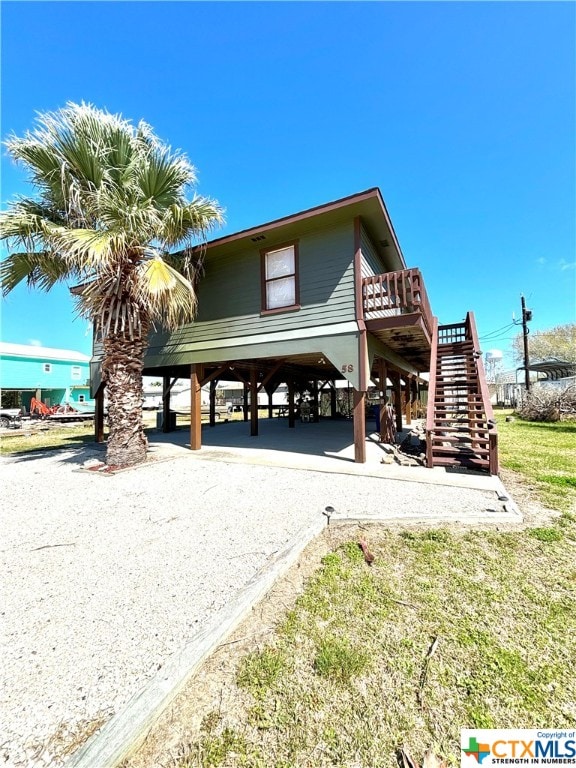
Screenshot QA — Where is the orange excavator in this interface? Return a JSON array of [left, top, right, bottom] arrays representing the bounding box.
[[30, 397, 57, 417]]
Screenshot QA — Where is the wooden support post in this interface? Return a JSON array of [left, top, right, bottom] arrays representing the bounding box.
[[312, 380, 319, 422], [265, 385, 274, 419], [243, 383, 249, 422], [190, 364, 202, 450], [411, 377, 418, 419], [209, 380, 217, 427], [377, 358, 388, 443], [392, 372, 403, 433], [330, 383, 337, 418], [95, 385, 105, 443], [162, 376, 171, 433], [288, 382, 295, 429], [250, 367, 259, 437], [405, 374, 412, 426], [353, 389, 366, 463]]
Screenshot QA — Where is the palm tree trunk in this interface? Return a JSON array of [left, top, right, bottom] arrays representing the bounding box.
[[102, 328, 148, 467]]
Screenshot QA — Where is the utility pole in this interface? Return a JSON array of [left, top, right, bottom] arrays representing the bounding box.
[[521, 294, 532, 392]]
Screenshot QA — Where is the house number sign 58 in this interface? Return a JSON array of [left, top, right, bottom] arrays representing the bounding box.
[[341, 364, 354, 373]]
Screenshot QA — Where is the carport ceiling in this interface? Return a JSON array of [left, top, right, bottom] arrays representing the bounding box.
[[144, 354, 346, 386]]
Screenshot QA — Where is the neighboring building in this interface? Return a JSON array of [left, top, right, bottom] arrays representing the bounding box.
[[91, 188, 497, 472], [495, 360, 576, 406], [0, 342, 94, 411]]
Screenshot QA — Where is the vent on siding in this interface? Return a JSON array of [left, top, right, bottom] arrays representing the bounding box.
[[251, 235, 266, 242]]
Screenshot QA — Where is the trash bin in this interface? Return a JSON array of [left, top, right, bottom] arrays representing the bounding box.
[[374, 405, 380, 432], [156, 411, 177, 430]]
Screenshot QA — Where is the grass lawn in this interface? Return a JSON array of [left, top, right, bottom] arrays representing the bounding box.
[[0, 422, 99, 456], [494, 411, 576, 511], [160, 522, 576, 768], [0, 409, 253, 456]]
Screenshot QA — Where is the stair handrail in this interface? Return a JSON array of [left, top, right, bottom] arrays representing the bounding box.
[[466, 311, 499, 473], [425, 315, 439, 468]]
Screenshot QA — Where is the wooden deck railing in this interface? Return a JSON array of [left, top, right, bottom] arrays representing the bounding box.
[[425, 315, 439, 469], [362, 268, 433, 337], [465, 311, 499, 474]]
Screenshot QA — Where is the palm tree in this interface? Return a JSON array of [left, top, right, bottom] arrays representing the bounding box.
[[0, 102, 223, 466]]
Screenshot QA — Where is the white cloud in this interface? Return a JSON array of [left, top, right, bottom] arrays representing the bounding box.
[[28, 338, 42, 346], [559, 260, 576, 271], [536, 257, 546, 265]]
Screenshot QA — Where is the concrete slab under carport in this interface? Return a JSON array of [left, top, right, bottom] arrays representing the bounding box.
[[147, 415, 517, 500]]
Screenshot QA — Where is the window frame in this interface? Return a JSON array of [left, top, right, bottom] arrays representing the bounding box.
[[71, 365, 82, 380], [260, 240, 300, 315]]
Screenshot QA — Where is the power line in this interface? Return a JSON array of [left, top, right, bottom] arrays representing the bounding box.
[[479, 322, 518, 340]]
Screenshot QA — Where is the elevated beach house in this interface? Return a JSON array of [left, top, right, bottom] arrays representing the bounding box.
[[92, 188, 498, 473]]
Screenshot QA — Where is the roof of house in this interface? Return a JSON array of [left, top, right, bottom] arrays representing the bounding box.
[[184, 188, 407, 271], [0, 342, 90, 363]]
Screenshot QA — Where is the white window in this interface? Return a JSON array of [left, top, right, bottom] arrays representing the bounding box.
[[43, 363, 52, 373], [262, 244, 299, 312], [71, 366, 82, 380]]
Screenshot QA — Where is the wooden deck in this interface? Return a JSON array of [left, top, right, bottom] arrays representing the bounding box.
[[362, 268, 433, 370]]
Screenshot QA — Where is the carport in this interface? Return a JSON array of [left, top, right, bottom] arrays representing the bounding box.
[[94, 351, 426, 464]]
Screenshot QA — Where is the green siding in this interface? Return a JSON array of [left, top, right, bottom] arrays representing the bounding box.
[[146, 221, 355, 361], [360, 224, 387, 277]]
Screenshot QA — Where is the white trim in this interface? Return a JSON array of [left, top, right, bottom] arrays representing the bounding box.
[[0, 342, 90, 363]]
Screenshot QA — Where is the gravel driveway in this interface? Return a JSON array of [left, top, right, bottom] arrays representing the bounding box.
[[1, 444, 512, 767]]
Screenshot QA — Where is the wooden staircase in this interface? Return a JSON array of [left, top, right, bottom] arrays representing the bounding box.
[[426, 313, 498, 474]]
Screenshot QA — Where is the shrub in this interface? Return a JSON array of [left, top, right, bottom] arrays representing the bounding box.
[[517, 386, 576, 422]]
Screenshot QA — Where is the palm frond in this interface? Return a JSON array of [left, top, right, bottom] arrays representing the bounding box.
[[0, 251, 75, 294], [0, 205, 66, 250], [158, 197, 224, 248], [52, 228, 130, 269], [136, 148, 196, 207], [135, 256, 197, 329]]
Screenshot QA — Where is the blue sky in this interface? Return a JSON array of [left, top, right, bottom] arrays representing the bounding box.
[[1, 1, 575, 368]]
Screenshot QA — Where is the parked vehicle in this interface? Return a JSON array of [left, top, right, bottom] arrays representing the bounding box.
[[0, 408, 22, 429]]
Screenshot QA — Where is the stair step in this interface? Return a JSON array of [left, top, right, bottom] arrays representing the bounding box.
[[430, 436, 489, 446], [434, 389, 482, 394], [433, 423, 490, 430], [434, 400, 484, 416], [437, 371, 474, 376], [436, 380, 477, 385], [437, 344, 474, 352], [433, 403, 484, 408], [432, 445, 490, 457], [433, 404, 485, 410], [431, 456, 490, 469], [430, 426, 491, 434], [437, 370, 472, 375]]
